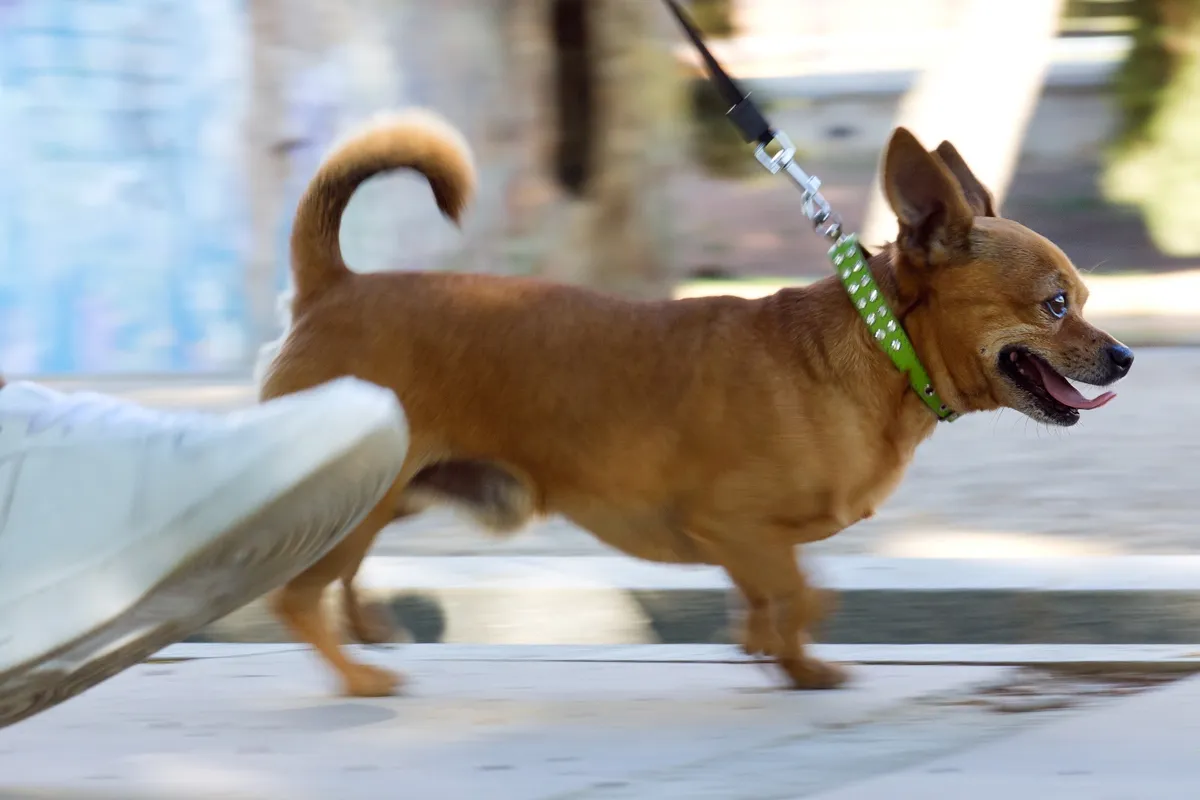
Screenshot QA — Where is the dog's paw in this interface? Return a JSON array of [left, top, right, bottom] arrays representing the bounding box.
[[778, 656, 849, 691], [342, 663, 405, 697]]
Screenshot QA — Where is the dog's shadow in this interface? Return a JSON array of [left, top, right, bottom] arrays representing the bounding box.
[[263, 701, 397, 732]]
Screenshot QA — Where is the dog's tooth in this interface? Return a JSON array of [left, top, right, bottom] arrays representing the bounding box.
[[1010, 352, 1019, 362]]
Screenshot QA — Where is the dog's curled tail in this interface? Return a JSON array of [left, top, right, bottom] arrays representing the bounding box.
[[290, 108, 476, 303]]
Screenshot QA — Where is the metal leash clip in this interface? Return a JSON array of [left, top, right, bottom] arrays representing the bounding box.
[[662, 0, 843, 242], [753, 131, 843, 241], [662, 0, 958, 423]]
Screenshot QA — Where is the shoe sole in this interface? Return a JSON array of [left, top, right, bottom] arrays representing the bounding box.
[[0, 425, 403, 729]]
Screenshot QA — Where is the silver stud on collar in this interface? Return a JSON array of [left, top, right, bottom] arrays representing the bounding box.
[[890, 339, 901, 351]]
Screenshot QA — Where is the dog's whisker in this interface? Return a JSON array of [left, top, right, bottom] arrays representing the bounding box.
[[991, 408, 1008, 436]]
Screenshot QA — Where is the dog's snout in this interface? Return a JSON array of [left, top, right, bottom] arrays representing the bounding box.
[[1106, 343, 1135, 378]]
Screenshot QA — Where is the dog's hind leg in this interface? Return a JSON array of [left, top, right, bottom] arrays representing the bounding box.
[[340, 508, 418, 645], [339, 461, 535, 646], [340, 546, 398, 645], [271, 484, 407, 697]]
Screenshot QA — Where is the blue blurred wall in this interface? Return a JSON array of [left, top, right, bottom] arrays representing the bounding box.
[[0, 0, 250, 374]]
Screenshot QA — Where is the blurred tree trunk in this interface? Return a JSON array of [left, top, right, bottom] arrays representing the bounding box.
[[244, 0, 290, 364], [859, 0, 1065, 249], [502, 0, 686, 299], [244, 0, 349, 362], [247, 0, 685, 327], [1103, 0, 1200, 256], [496, 0, 559, 269]]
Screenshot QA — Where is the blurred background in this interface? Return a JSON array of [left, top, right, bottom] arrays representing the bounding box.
[[7, 5, 1200, 787], [3, 0, 1199, 375], [1, 0, 1199, 563]]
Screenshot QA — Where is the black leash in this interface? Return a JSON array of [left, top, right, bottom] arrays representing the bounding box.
[[661, 1, 958, 421], [661, 0, 772, 146], [662, 0, 842, 241]]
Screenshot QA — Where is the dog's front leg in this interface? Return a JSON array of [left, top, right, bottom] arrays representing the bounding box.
[[708, 537, 847, 690], [724, 571, 776, 657]]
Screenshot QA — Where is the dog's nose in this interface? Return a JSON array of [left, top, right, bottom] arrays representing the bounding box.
[[1107, 343, 1135, 377]]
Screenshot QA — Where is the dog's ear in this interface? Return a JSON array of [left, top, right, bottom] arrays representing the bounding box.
[[933, 141, 997, 218], [883, 127, 974, 268]]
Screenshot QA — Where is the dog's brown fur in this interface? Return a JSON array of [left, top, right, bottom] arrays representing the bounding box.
[[260, 109, 1132, 697]]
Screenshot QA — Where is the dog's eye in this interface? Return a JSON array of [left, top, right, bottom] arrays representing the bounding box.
[[1045, 293, 1067, 319]]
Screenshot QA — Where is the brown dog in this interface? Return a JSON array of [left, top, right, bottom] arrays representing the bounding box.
[[259, 109, 1133, 697]]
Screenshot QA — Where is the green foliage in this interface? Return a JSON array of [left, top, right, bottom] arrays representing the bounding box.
[[1109, 0, 1174, 149], [1104, 0, 1200, 255], [1060, 0, 1138, 35], [688, 78, 757, 178], [687, 0, 735, 37], [676, 1, 783, 179]]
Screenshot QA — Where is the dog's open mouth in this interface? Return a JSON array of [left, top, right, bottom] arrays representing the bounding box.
[[998, 347, 1115, 423]]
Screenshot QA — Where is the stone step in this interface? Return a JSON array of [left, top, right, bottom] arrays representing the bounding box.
[[194, 555, 1200, 646]]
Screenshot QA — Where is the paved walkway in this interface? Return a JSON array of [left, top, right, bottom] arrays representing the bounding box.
[[37, 347, 1200, 557], [1, 644, 1195, 799]]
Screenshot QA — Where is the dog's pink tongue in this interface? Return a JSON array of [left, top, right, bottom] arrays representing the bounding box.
[[1031, 359, 1116, 410]]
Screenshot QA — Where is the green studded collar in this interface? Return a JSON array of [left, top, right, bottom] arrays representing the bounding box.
[[829, 235, 958, 422]]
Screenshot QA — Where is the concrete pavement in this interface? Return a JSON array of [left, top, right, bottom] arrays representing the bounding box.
[[0, 644, 1196, 799], [808, 660, 1200, 799]]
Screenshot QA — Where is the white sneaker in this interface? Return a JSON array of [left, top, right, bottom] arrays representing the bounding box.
[[0, 377, 407, 728]]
